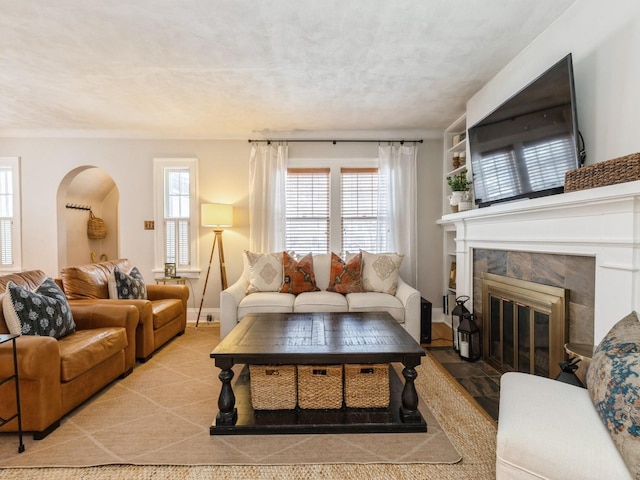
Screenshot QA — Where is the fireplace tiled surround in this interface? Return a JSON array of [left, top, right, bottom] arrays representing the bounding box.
[[473, 249, 595, 347], [439, 180, 640, 354]]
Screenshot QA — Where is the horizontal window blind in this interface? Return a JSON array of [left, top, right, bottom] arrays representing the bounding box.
[[475, 148, 519, 203], [0, 168, 13, 266], [341, 168, 380, 253], [286, 168, 330, 255], [523, 136, 575, 190], [165, 168, 191, 266]]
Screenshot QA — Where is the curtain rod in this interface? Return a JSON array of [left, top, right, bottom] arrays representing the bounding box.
[[247, 139, 423, 145]]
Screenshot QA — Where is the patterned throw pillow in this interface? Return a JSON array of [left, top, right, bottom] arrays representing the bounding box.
[[245, 251, 284, 294], [280, 252, 320, 295], [361, 250, 404, 295], [586, 311, 640, 477], [108, 266, 147, 299], [327, 252, 364, 294], [3, 278, 76, 339]]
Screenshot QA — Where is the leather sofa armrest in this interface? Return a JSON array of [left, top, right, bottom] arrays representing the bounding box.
[[146, 284, 189, 303], [0, 335, 60, 379], [395, 278, 421, 343], [220, 276, 249, 340], [70, 303, 139, 371]]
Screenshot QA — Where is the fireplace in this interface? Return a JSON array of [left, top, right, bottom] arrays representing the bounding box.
[[481, 273, 568, 378], [438, 180, 640, 353]]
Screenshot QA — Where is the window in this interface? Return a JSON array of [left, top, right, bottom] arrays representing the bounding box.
[[153, 158, 198, 276], [341, 168, 384, 253], [285, 160, 383, 255], [0, 157, 20, 271], [285, 168, 330, 254]]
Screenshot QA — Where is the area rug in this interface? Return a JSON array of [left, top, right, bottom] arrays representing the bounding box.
[[0, 324, 497, 479]]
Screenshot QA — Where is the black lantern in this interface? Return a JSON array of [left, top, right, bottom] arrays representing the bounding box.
[[451, 295, 470, 352], [458, 312, 481, 362]]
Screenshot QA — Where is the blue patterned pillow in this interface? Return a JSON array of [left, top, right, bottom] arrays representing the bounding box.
[[108, 266, 147, 299], [3, 278, 76, 339], [587, 311, 640, 477]]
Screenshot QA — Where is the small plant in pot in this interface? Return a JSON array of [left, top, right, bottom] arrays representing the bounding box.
[[447, 169, 472, 212]]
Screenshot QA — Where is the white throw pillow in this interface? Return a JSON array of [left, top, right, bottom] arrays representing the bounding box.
[[361, 250, 404, 295], [244, 251, 284, 294]]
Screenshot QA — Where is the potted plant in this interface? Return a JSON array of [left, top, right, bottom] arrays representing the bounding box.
[[447, 169, 472, 212]]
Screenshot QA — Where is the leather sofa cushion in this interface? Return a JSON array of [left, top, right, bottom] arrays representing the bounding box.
[[61, 259, 131, 300], [294, 291, 348, 312], [238, 292, 295, 319], [0, 270, 49, 333], [58, 327, 127, 382], [152, 298, 184, 329], [346, 292, 405, 323]]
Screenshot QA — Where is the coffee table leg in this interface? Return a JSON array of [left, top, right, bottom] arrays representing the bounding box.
[[400, 365, 422, 422], [216, 367, 237, 426]]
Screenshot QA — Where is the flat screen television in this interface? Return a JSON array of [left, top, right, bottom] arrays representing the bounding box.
[[468, 53, 583, 208]]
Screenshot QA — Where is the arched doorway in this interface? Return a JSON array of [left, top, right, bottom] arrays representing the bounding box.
[[57, 167, 119, 268]]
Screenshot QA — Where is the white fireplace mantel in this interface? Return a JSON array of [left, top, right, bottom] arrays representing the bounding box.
[[439, 180, 640, 343]]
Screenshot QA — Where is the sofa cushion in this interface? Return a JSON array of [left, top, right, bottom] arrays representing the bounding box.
[[58, 327, 127, 382], [312, 253, 331, 291], [361, 251, 404, 295], [497, 372, 631, 480], [346, 292, 404, 323], [238, 292, 295, 318], [327, 252, 364, 294], [3, 278, 76, 339], [280, 252, 320, 294], [61, 259, 131, 300], [244, 251, 283, 294], [293, 291, 349, 313], [108, 266, 147, 300], [587, 311, 640, 477], [152, 298, 184, 329]]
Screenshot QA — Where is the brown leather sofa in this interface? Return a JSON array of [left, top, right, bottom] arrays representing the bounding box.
[[0, 270, 139, 439], [59, 259, 189, 361]]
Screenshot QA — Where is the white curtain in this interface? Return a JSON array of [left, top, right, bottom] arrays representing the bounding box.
[[377, 144, 418, 287], [249, 144, 287, 253]]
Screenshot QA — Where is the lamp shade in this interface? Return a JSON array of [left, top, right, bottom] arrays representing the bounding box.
[[201, 203, 233, 228]]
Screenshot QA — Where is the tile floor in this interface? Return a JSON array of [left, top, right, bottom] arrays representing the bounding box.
[[424, 323, 502, 422]]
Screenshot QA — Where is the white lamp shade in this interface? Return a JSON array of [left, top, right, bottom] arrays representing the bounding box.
[[201, 203, 233, 227]]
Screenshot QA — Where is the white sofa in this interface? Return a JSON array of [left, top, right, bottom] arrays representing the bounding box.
[[219, 252, 421, 341], [497, 372, 631, 480], [497, 310, 640, 479]]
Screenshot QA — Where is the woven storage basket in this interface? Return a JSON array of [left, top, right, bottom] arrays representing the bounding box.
[[565, 152, 640, 192], [344, 363, 390, 408], [87, 210, 107, 239], [249, 365, 297, 410], [297, 364, 343, 409]]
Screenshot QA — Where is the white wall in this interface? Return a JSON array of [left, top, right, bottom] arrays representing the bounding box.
[[467, 0, 640, 164], [0, 137, 443, 315]]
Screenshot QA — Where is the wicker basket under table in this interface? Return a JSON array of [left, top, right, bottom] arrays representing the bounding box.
[[249, 365, 297, 410], [564, 152, 640, 192], [297, 364, 343, 409], [344, 363, 390, 408]]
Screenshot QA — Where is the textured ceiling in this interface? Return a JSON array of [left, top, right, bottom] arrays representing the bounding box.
[[0, 0, 577, 139]]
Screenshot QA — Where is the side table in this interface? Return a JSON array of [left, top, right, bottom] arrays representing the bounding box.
[[0, 333, 25, 453], [155, 276, 186, 285]]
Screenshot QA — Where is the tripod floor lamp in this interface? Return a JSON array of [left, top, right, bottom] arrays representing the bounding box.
[[196, 203, 233, 327]]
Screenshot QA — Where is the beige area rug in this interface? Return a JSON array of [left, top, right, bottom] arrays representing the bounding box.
[[0, 324, 497, 479]]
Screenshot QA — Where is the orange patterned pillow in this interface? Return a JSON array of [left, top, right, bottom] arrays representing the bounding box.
[[280, 252, 320, 294], [327, 252, 364, 294]]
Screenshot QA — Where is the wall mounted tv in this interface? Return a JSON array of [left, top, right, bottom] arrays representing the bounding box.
[[468, 53, 583, 208]]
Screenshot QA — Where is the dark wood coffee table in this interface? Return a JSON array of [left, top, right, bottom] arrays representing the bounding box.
[[210, 311, 426, 435]]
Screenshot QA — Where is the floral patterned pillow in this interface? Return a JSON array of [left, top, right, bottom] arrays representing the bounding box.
[[3, 278, 76, 339], [586, 311, 640, 477], [280, 252, 320, 295], [327, 252, 364, 294]]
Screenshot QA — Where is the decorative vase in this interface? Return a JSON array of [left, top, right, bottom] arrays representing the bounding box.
[[448, 191, 464, 206]]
